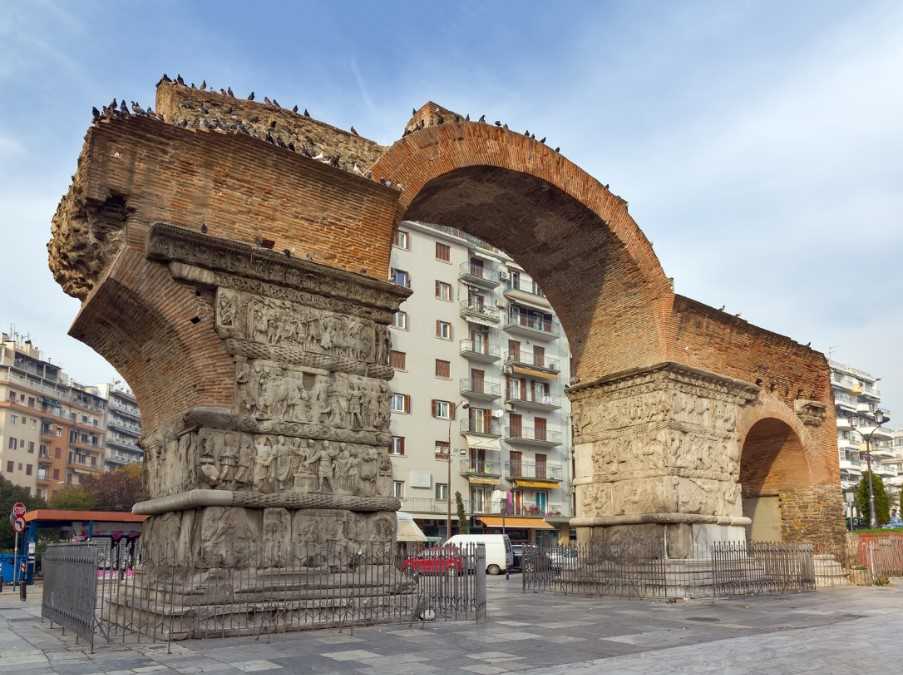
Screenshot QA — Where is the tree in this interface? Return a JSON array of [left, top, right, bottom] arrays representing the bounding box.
[[854, 471, 890, 527], [455, 491, 470, 534], [0, 475, 46, 550], [80, 463, 146, 512], [49, 486, 96, 511]]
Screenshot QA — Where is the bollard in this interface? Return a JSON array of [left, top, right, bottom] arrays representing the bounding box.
[[19, 563, 27, 601]]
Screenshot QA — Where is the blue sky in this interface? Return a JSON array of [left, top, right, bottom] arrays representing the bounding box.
[[1, 1, 901, 413]]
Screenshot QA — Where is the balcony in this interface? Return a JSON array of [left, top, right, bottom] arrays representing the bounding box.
[[107, 436, 142, 454], [472, 501, 570, 519], [504, 425, 562, 447], [459, 340, 501, 363], [459, 458, 502, 480], [401, 496, 468, 515], [108, 417, 141, 435], [506, 393, 561, 412], [506, 460, 562, 483], [459, 299, 500, 324], [504, 312, 559, 341], [106, 451, 141, 466], [459, 261, 500, 289], [460, 417, 502, 438], [503, 281, 552, 310], [460, 378, 501, 401], [505, 351, 560, 375]]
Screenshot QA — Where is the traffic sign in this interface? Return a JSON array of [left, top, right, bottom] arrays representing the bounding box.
[[12, 502, 26, 518], [12, 517, 25, 533]]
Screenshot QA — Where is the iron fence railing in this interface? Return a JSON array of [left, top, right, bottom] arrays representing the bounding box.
[[42, 540, 486, 650], [522, 541, 819, 600]]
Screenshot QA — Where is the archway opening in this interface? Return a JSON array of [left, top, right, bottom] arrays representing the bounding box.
[[740, 418, 810, 542]]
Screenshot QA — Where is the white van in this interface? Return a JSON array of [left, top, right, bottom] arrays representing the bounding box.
[[446, 534, 513, 575]]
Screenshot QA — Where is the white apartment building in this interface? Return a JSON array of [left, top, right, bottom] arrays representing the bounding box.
[[389, 221, 573, 544], [830, 361, 899, 517], [88, 382, 143, 470]]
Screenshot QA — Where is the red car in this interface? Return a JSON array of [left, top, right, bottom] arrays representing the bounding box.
[[400, 547, 464, 575]]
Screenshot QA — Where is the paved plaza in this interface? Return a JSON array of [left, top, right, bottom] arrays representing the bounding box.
[[1, 576, 901, 674]]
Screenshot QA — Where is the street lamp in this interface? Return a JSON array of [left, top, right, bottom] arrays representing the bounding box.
[[854, 408, 890, 528], [447, 401, 469, 542], [492, 476, 513, 580]]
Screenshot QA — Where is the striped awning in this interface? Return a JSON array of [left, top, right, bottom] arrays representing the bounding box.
[[478, 516, 554, 530], [467, 477, 499, 486], [513, 479, 560, 489], [510, 364, 557, 381]]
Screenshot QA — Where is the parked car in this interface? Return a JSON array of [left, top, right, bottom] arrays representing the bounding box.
[[517, 545, 555, 572], [400, 547, 464, 576], [446, 534, 513, 575]]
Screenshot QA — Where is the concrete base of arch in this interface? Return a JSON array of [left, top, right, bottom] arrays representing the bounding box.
[[569, 362, 761, 558]]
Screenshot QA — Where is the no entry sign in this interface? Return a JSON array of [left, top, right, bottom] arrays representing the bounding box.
[[12, 517, 25, 533], [12, 502, 26, 518]]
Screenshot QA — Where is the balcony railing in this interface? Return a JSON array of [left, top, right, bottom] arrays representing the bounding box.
[[506, 393, 561, 410], [460, 417, 502, 437], [504, 312, 559, 339], [459, 300, 500, 323], [459, 458, 502, 478], [460, 378, 501, 399], [401, 496, 469, 514], [505, 460, 563, 481], [459, 261, 500, 288], [459, 339, 501, 362], [472, 502, 570, 518], [504, 426, 562, 446]]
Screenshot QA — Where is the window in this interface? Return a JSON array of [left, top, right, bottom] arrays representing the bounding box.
[[431, 399, 455, 419], [435, 441, 450, 459], [27, 397, 34, 408], [435, 320, 452, 340], [533, 346, 545, 368], [435, 280, 453, 301], [27, 441, 34, 453], [53, 469, 59, 480], [7, 390, 14, 402], [390, 268, 411, 288], [7, 438, 16, 450], [435, 483, 449, 501], [394, 229, 410, 250], [390, 351, 407, 370], [510, 270, 521, 290], [393, 310, 408, 330], [390, 436, 405, 456], [435, 242, 451, 262], [90, 456, 97, 467], [435, 359, 451, 378], [9, 414, 15, 425], [5, 461, 12, 473], [393, 481, 405, 499], [25, 464, 32, 476], [391, 393, 411, 414]]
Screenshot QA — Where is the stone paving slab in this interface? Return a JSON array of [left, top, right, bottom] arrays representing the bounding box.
[[2, 579, 903, 673]]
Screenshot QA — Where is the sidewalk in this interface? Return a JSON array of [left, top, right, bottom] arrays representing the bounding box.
[[1, 577, 901, 674]]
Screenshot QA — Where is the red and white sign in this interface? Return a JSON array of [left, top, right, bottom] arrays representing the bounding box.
[[12, 502, 26, 518], [12, 517, 25, 533]]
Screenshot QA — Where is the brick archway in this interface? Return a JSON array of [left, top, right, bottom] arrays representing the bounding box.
[[371, 123, 674, 382]]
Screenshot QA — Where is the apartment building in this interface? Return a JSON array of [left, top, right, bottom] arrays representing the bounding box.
[[0, 332, 106, 499], [88, 383, 143, 470], [830, 361, 899, 515], [388, 221, 573, 544]]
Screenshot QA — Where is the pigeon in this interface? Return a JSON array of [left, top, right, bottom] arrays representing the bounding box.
[[160, 73, 171, 83], [248, 91, 255, 101], [91, 106, 100, 120], [176, 74, 184, 85], [412, 108, 417, 115], [292, 105, 298, 113], [495, 121, 501, 127], [350, 126, 359, 136], [227, 87, 234, 97], [525, 129, 529, 136], [264, 96, 272, 105], [539, 137, 546, 144], [190, 82, 196, 89], [503, 123, 508, 130], [718, 305, 725, 311], [200, 223, 208, 233], [303, 108, 310, 118], [465, 113, 470, 121], [478, 114, 485, 122], [200, 80, 206, 90], [554, 147, 560, 153], [131, 102, 142, 114], [119, 100, 128, 114], [273, 98, 280, 108]]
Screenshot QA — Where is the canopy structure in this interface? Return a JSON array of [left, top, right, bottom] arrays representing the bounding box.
[[396, 511, 427, 542], [478, 516, 554, 530], [510, 364, 557, 381], [512, 479, 560, 489], [464, 435, 501, 451]]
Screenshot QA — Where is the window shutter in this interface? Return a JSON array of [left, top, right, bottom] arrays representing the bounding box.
[[435, 320, 440, 337], [450, 402, 456, 419], [399, 437, 405, 454], [431, 399, 438, 417], [404, 395, 411, 414]]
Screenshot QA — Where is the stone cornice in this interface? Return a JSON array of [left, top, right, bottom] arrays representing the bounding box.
[[147, 222, 411, 312], [568, 361, 760, 400]]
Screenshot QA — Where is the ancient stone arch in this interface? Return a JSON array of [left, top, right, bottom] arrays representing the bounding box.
[[47, 83, 845, 576]]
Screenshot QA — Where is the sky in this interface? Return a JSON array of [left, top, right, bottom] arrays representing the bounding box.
[[0, 1, 901, 413]]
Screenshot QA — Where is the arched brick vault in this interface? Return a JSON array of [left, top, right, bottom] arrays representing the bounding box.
[[371, 123, 675, 382]]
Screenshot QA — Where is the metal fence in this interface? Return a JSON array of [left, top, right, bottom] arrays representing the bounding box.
[[815, 535, 903, 586], [523, 540, 817, 600], [42, 541, 486, 651]]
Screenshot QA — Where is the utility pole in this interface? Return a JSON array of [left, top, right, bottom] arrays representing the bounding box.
[[858, 409, 889, 529]]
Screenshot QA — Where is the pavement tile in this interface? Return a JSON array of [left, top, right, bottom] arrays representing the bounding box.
[[321, 650, 381, 662], [233, 661, 284, 672], [460, 665, 508, 675]]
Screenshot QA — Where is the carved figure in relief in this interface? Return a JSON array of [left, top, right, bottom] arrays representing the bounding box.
[[235, 433, 254, 487], [375, 325, 390, 365], [313, 377, 332, 425], [357, 446, 378, 495], [292, 439, 318, 489], [252, 303, 269, 344], [286, 380, 309, 422], [255, 365, 272, 417], [306, 440, 337, 492], [274, 436, 296, 490], [327, 378, 347, 427], [198, 434, 220, 486], [235, 360, 256, 415], [254, 436, 276, 491], [320, 316, 336, 352], [348, 384, 364, 429], [218, 292, 236, 327], [218, 432, 240, 488]]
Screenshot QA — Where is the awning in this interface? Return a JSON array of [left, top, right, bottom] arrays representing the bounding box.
[[396, 512, 427, 542], [467, 477, 499, 486], [478, 516, 554, 530], [510, 365, 557, 381], [465, 435, 501, 451], [513, 479, 560, 489]]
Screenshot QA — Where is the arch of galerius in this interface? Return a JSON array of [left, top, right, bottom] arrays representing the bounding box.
[[48, 80, 845, 591]]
